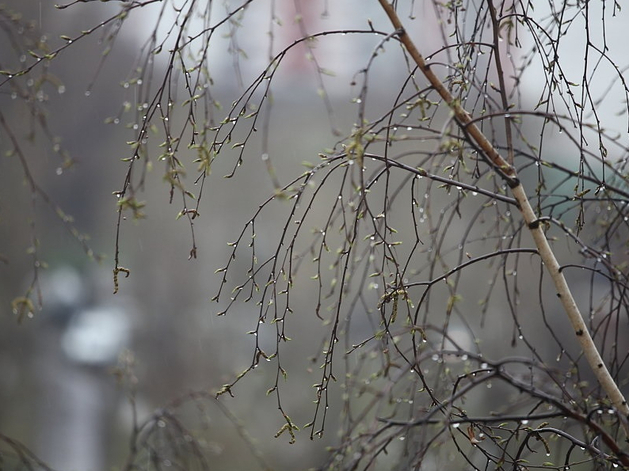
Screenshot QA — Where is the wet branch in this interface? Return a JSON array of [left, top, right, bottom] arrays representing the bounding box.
[[377, 0, 629, 444]]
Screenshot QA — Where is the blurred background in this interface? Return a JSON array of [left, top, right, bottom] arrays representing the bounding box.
[[1, 1, 628, 470], [0, 2, 398, 469]]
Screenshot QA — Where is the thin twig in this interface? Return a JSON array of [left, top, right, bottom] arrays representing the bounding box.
[[377, 0, 629, 443]]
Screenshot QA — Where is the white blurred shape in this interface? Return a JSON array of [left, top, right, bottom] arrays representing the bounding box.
[[48, 266, 84, 306], [61, 306, 131, 365]]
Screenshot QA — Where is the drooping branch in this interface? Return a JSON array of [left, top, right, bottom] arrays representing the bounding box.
[[377, 0, 629, 442]]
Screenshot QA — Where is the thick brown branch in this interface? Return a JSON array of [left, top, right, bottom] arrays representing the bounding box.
[[377, 0, 629, 442], [377, 0, 517, 184]]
